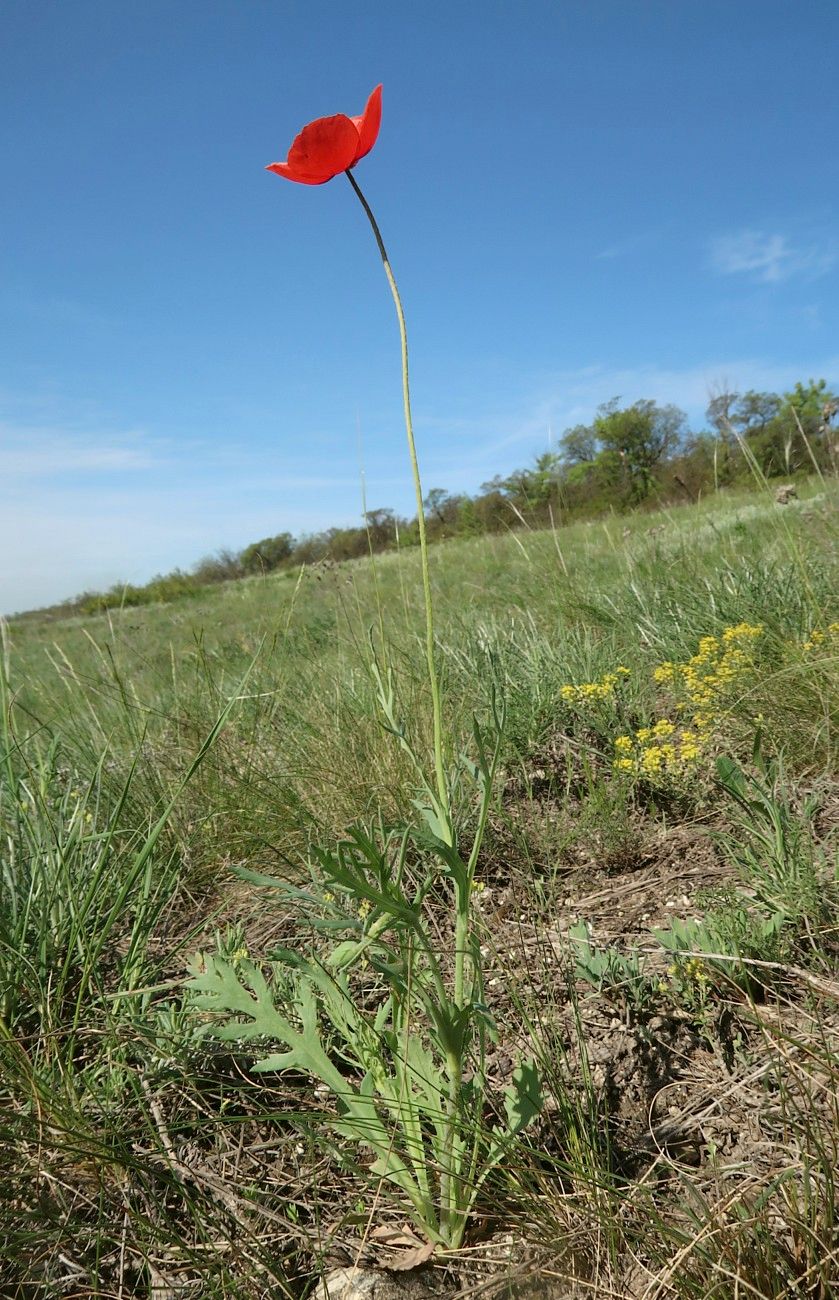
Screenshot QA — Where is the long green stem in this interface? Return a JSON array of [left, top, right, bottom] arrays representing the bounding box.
[[345, 170, 449, 832], [346, 170, 472, 1245]]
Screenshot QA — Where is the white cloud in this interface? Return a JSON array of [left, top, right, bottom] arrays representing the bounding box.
[[710, 229, 836, 284], [0, 427, 160, 479]]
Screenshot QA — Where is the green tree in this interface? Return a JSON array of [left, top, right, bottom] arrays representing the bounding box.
[[706, 390, 739, 443], [456, 496, 482, 536], [529, 451, 562, 506], [784, 379, 837, 435], [240, 532, 295, 574], [363, 508, 396, 549], [593, 398, 687, 503], [744, 380, 838, 476], [559, 423, 597, 465], [733, 390, 781, 434], [423, 487, 451, 524]]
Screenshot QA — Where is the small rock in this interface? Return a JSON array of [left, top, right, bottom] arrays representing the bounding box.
[[775, 483, 797, 505], [317, 1267, 439, 1300]]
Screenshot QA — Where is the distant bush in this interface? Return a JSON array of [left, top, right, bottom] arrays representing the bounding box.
[[239, 532, 294, 574], [192, 549, 244, 584], [76, 570, 201, 614]]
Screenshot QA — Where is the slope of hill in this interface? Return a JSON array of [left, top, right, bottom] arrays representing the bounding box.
[[2, 482, 838, 1296]]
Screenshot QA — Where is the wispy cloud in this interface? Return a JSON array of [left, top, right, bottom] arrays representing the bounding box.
[[419, 355, 839, 485], [710, 229, 836, 284], [0, 428, 160, 479], [0, 472, 399, 615], [530, 358, 839, 426], [0, 413, 405, 614]]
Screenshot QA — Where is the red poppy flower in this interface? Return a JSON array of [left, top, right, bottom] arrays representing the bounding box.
[[266, 85, 382, 186]]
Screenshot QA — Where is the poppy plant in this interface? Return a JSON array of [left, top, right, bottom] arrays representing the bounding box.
[[217, 87, 541, 1252], [266, 84, 382, 185]]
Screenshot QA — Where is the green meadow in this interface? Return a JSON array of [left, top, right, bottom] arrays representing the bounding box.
[[3, 481, 839, 1297]]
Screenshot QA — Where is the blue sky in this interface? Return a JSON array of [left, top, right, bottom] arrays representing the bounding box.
[[2, 0, 838, 613]]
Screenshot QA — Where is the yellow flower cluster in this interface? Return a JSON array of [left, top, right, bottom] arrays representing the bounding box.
[[802, 622, 839, 652], [613, 720, 703, 777], [653, 622, 763, 731], [560, 666, 630, 705], [666, 958, 709, 991], [613, 623, 764, 781], [682, 957, 710, 986]]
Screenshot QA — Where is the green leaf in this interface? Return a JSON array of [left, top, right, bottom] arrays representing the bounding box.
[[186, 953, 347, 1091], [412, 798, 454, 851], [474, 1060, 543, 1197], [502, 1060, 543, 1137], [653, 915, 716, 954]]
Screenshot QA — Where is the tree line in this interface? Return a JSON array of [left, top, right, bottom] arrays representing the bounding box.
[[36, 377, 839, 618]]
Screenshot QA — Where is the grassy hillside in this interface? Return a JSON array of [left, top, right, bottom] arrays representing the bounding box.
[[3, 482, 839, 1297]]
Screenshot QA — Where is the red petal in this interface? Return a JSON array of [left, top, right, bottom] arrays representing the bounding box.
[[349, 84, 382, 164], [265, 161, 331, 185], [283, 113, 360, 183]]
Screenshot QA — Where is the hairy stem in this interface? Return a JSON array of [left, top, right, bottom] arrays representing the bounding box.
[[345, 169, 449, 834]]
